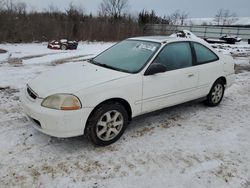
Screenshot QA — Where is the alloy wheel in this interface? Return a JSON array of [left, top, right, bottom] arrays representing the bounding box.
[[211, 83, 223, 104], [96, 110, 124, 141]]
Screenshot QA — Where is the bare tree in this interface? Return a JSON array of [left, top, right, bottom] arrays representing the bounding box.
[[222, 9, 230, 25], [214, 9, 238, 25], [222, 9, 238, 25], [168, 10, 180, 25], [0, 0, 5, 11], [0, 0, 26, 13], [5, 0, 15, 12], [15, 1, 26, 14], [168, 10, 188, 25], [0, 0, 141, 42], [214, 9, 223, 25], [44, 4, 60, 13], [180, 11, 188, 25], [98, 0, 129, 18]]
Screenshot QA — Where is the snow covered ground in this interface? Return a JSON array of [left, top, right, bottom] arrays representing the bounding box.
[[0, 42, 114, 89], [0, 42, 250, 188]]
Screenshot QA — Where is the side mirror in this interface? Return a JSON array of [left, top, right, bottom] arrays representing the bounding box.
[[144, 63, 167, 76]]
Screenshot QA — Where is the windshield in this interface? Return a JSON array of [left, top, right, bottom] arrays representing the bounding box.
[[92, 40, 161, 73]]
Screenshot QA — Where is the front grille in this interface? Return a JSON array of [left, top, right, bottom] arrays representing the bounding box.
[[27, 86, 37, 100]]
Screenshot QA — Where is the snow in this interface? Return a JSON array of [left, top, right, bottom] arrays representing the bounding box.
[[0, 42, 114, 88], [170, 30, 206, 43], [0, 42, 113, 65], [0, 41, 250, 188]]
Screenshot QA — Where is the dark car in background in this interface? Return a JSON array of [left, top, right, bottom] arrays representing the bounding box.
[[47, 39, 78, 50], [219, 35, 242, 44], [204, 35, 242, 44]]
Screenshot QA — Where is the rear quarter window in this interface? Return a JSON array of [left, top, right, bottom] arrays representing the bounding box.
[[192, 42, 219, 65]]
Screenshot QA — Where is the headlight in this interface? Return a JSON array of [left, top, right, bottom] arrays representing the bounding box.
[[41, 94, 82, 110]]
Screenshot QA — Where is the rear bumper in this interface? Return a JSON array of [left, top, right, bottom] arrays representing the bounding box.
[[21, 89, 93, 138]]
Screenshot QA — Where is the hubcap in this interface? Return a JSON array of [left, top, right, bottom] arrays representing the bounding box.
[[211, 84, 223, 104], [96, 110, 124, 141]]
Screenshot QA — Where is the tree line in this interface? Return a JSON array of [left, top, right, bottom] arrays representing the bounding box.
[[0, 0, 238, 43], [0, 0, 140, 42]]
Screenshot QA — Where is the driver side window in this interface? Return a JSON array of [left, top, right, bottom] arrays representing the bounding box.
[[154, 42, 193, 71]]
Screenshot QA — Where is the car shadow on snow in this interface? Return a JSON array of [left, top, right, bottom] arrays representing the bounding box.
[[126, 99, 206, 138]]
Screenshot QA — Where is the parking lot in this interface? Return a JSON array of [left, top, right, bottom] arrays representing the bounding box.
[[0, 42, 250, 188]]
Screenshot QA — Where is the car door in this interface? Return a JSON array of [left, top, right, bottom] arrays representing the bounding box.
[[142, 41, 199, 113], [191, 42, 222, 97]]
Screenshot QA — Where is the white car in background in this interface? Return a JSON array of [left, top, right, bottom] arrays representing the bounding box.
[[21, 35, 235, 146]]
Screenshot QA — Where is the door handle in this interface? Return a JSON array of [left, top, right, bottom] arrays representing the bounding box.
[[187, 74, 194, 78]]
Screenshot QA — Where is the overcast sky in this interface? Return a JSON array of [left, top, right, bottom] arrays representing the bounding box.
[[21, 0, 250, 18]]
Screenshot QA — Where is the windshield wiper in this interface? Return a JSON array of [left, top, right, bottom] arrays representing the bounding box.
[[88, 59, 122, 71], [87, 58, 130, 73], [97, 63, 121, 71], [87, 58, 95, 64]]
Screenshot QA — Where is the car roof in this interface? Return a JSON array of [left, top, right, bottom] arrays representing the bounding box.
[[129, 35, 212, 48], [128, 35, 218, 56], [128, 36, 175, 43], [130, 35, 196, 43], [129, 30, 213, 44]]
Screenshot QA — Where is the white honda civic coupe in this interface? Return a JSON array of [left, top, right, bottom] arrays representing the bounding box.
[[21, 36, 235, 146]]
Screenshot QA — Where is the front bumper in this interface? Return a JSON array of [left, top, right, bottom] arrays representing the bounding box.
[[21, 89, 93, 138], [47, 44, 61, 50]]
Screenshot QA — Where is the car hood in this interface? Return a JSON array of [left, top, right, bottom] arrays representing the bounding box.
[[28, 61, 130, 98]]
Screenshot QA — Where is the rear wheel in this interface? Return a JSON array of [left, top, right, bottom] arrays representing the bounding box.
[[205, 79, 225, 106], [86, 102, 128, 146]]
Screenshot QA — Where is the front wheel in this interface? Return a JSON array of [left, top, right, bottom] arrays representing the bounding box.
[[86, 102, 128, 146], [61, 45, 67, 50], [205, 79, 225, 107]]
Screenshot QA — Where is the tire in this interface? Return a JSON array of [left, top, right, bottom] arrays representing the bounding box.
[[61, 45, 67, 50], [86, 102, 128, 146], [205, 79, 225, 107]]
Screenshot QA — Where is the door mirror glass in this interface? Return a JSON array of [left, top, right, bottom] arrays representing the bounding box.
[[144, 63, 167, 76]]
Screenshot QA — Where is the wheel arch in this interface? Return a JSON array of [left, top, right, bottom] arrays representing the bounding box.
[[84, 98, 132, 134], [216, 76, 227, 86], [205, 76, 226, 107], [208, 76, 227, 94]]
